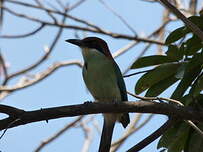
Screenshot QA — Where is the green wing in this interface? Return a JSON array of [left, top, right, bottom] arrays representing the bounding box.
[[113, 61, 128, 101], [113, 61, 130, 127]]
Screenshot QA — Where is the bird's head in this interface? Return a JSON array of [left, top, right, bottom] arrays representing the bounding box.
[[65, 37, 113, 60]]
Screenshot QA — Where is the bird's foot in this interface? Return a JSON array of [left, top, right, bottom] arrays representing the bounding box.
[[112, 100, 119, 107], [157, 97, 164, 103], [84, 101, 93, 105]]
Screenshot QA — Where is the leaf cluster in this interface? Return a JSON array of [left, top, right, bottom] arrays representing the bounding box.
[[130, 15, 203, 152]]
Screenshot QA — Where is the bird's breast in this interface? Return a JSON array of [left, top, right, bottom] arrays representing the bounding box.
[[82, 55, 121, 102]]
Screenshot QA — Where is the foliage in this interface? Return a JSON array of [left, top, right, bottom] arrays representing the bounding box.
[[131, 15, 203, 152]]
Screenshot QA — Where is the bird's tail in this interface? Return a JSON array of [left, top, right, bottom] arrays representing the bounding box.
[[99, 116, 115, 152], [119, 113, 130, 128]]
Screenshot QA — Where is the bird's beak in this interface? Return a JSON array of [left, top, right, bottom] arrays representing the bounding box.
[[65, 39, 84, 47]]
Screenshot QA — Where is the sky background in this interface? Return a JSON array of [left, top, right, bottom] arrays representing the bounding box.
[[0, 0, 194, 152]]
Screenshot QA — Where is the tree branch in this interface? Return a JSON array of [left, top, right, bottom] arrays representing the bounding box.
[[127, 118, 175, 152], [110, 114, 153, 152], [0, 23, 45, 38], [2, 6, 165, 45], [0, 60, 83, 92], [34, 116, 83, 152], [159, 0, 203, 41], [0, 101, 202, 131]]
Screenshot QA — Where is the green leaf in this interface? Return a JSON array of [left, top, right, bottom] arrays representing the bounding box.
[[130, 55, 176, 69], [181, 93, 203, 106], [186, 53, 203, 71], [196, 94, 203, 106], [165, 16, 203, 45], [171, 66, 201, 100], [146, 75, 179, 97], [175, 62, 187, 79], [184, 35, 202, 55], [171, 54, 203, 100], [166, 45, 184, 61], [187, 123, 203, 152], [158, 122, 190, 152], [167, 123, 190, 152], [165, 27, 189, 45], [135, 63, 182, 94], [158, 123, 180, 149], [181, 94, 194, 106], [189, 74, 203, 97], [188, 16, 203, 29]]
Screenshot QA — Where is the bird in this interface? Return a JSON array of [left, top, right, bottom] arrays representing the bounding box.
[[66, 37, 130, 152]]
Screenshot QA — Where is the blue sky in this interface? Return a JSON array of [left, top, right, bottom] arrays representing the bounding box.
[[0, 0, 181, 152]]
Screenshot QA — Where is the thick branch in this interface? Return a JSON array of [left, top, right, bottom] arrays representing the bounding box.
[[0, 101, 202, 130]]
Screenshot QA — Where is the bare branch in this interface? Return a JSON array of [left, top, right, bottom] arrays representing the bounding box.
[[2, 6, 165, 45], [0, 60, 83, 92], [110, 114, 153, 152], [0, 0, 4, 28], [0, 51, 8, 84], [35, 116, 83, 152], [189, 0, 198, 15], [124, 69, 153, 78], [0, 23, 45, 38], [0, 101, 202, 130], [80, 119, 94, 152], [99, 0, 137, 35], [123, 43, 152, 75], [113, 41, 138, 58], [34, 0, 58, 24], [3, 7, 68, 84], [69, 0, 87, 11], [5, 0, 100, 31]]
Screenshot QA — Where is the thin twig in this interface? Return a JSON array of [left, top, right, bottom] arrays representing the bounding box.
[[99, 0, 137, 35], [0, 60, 83, 92], [123, 69, 153, 78], [80, 120, 94, 152], [0, 118, 21, 139], [35, 116, 83, 152], [35, 0, 58, 24], [123, 43, 152, 75], [189, 0, 197, 15], [69, 0, 87, 11], [0, 51, 8, 84], [122, 17, 172, 75], [0, 0, 4, 28], [110, 114, 153, 152], [55, 0, 65, 10], [0, 23, 45, 38], [2, 6, 165, 45], [4, 0, 102, 31], [113, 41, 137, 58], [2, 7, 69, 84]]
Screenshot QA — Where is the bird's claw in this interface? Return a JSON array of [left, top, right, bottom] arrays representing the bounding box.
[[84, 101, 92, 104]]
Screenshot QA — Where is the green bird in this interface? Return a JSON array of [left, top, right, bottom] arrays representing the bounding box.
[[66, 37, 130, 152]]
